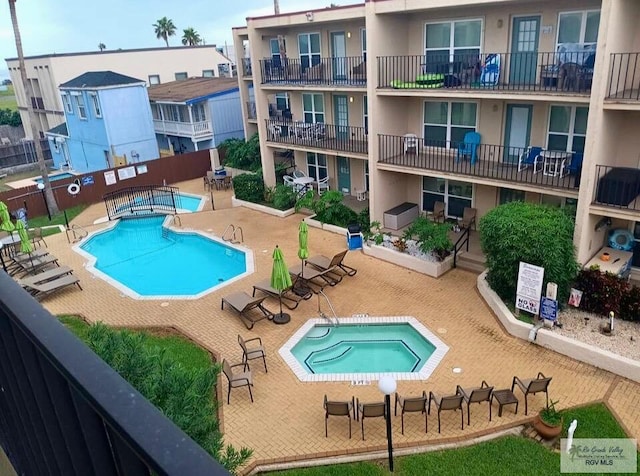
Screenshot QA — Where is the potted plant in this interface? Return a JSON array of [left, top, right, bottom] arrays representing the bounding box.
[[533, 399, 563, 439]]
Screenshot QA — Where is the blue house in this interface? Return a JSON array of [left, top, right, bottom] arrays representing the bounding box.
[[46, 71, 159, 173], [147, 77, 245, 154]]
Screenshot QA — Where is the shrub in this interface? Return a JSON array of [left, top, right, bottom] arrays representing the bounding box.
[[232, 173, 264, 203], [402, 216, 453, 260], [218, 133, 261, 171], [0, 108, 21, 127], [356, 207, 370, 233], [573, 268, 640, 321], [479, 202, 579, 305], [620, 285, 640, 321], [271, 184, 297, 210], [295, 190, 357, 227]]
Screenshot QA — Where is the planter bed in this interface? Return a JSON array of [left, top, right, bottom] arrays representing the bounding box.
[[231, 196, 295, 218], [363, 243, 453, 278]]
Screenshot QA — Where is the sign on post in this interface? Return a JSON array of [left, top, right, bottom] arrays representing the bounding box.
[[540, 297, 558, 321], [516, 262, 545, 315]]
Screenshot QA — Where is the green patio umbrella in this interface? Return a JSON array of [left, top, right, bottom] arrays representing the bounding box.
[[15, 220, 32, 255], [295, 221, 311, 296], [270, 245, 292, 324], [0, 201, 15, 232]]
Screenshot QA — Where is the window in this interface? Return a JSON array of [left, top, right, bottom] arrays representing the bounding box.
[[73, 93, 87, 119], [306, 152, 327, 181], [275, 93, 289, 111], [174, 72, 188, 81], [425, 19, 482, 73], [217, 64, 230, 77], [499, 188, 525, 204], [547, 105, 588, 153], [89, 92, 101, 118], [557, 10, 600, 48], [192, 103, 206, 122], [165, 104, 186, 122], [423, 101, 477, 147], [151, 104, 161, 120], [148, 75, 160, 85], [363, 95, 368, 134], [202, 70, 215, 77], [61, 94, 72, 114], [298, 33, 321, 69], [361, 29, 367, 61], [302, 93, 324, 123], [270, 38, 283, 67], [422, 177, 473, 218]]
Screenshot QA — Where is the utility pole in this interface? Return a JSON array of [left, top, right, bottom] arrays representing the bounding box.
[[274, 0, 280, 14]]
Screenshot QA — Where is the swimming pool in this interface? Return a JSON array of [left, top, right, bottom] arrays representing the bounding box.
[[116, 192, 204, 213], [33, 172, 75, 184], [76, 215, 253, 299], [280, 317, 449, 382]]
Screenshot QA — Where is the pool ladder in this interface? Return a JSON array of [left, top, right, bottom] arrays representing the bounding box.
[[318, 290, 339, 326], [66, 224, 88, 244], [222, 224, 244, 244]]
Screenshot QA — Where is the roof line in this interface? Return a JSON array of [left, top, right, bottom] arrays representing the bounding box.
[[246, 3, 365, 21], [186, 87, 239, 105]]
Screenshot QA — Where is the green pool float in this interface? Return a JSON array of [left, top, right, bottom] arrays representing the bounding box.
[[390, 73, 445, 89]]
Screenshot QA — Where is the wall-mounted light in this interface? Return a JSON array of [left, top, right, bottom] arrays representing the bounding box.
[[347, 32, 351, 39], [594, 216, 612, 232], [305, 12, 314, 21], [349, 96, 354, 103], [497, 19, 504, 28]]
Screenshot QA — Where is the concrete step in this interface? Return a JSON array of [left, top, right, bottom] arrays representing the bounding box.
[[455, 252, 486, 274]]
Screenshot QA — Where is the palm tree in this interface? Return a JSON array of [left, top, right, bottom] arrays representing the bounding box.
[[8, 0, 59, 215], [98, 42, 106, 51], [181, 28, 201, 46], [153, 17, 176, 47]]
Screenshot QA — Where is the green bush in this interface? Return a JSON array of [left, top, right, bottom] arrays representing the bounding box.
[[402, 216, 453, 260], [272, 184, 297, 210], [232, 173, 265, 203], [295, 190, 357, 227], [479, 202, 579, 305], [0, 108, 20, 126], [573, 268, 640, 321], [219, 133, 261, 171], [84, 323, 251, 473]]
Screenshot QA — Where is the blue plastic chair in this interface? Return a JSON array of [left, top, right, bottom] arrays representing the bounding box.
[[456, 132, 482, 164], [566, 152, 583, 175], [517, 146, 544, 173]]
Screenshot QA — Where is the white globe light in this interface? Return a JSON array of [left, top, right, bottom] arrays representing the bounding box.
[[37, 183, 45, 190], [378, 375, 397, 395]]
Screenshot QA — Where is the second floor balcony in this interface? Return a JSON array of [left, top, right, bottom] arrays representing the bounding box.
[[265, 119, 367, 156], [260, 56, 366, 87], [241, 58, 253, 77], [378, 134, 581, 191], [593, 165, 640, 211], [153, 119, 212, 139], [607, 53, 640, 102], [377, 49, 595, 95]]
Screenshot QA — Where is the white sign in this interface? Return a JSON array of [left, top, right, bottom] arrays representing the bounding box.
[[104, 170, 117, 186], [136, 164, 148, 174], [117, 166, 136, 180], [516, 262, 545, 315]]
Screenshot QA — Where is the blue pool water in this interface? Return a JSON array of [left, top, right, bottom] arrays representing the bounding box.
[[34, 172, 75, 184], [119, 193, 203, 213], [291, 324, 436, 374], [174, 194, 203, 212], [80, 216, 246, 297]]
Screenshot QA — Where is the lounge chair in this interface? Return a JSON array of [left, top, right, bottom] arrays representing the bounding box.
[[17, 266, 73, 286], [252, 278, 311, 310], [10, 254, 59, 277], [394, 391, 428, 434], [428, 391, 464, 433], [238, 334, 267, 373], [305, 249, 357, 278], [456, 381, 494, 425], [355, 399, 386, 440], [22, 274, 82, 300], [288, 264, 339, 293], [222, 359, 253, 404], [221, 292, 274, 330], [511, 372, 552, 415], [324, 395, 354, 438]]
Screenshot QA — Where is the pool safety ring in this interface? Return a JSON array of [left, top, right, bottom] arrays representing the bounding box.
[[67, 183, 80, 195], [608, 229, 634, 251]]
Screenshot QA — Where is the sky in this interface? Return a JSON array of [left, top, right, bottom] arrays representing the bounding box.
[[0, 0, 360, 80]]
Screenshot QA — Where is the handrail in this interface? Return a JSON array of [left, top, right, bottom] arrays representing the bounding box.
[[232, 226, 244, 243], [317, 289, 339, 326], [172, 215, 182, 227], [66, 223, 88, 244], [222, 224, 243, 243], [453, 226, 471, 268]]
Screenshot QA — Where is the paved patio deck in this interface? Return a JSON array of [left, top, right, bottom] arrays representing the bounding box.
[[37, 178, 639, 473]]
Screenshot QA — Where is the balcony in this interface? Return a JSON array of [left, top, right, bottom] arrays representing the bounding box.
[[30, 96, 45, 110], [242, 58, 252, 77], [259, 56, 366, 87], [607, 53, 640, 101], [153, 119, 212, 139], [0, 273, 229, 476], [377, 50, 595, 95], [378, 134, 580, 191], [246, 101, 257, 120], [265, 119, 367, 156], [593, 165, 640, 210]]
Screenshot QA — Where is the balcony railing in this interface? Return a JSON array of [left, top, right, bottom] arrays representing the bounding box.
[[378, 134, 581, 191], [246, 101, 257, 120], [265, 119, 367, 155], [0, 273, 229, 476], [153, 119, 212, 138], [593, 165, 640, 210], [242, 58, 252, 77], [260, 56, 366, 86], [607, 53, 640, 101], [377, 51, 595, 94]]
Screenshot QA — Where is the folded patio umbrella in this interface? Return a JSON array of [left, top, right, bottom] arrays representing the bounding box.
[[16, 220, 32, 255], [295, 221, 311, 296], [271, 245, 292, 322], [0, 201, 15, 232]]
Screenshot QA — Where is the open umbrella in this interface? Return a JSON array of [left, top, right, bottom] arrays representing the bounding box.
[[270, 245, 292, 324], [0, 201, 15, 232]]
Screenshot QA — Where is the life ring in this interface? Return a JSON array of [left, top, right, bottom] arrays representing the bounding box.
[[608, 229, 634, 251], [67, 183, 80, 195]]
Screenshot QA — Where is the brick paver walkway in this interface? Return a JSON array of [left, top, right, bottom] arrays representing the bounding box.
[[38, 178, 640, 473]]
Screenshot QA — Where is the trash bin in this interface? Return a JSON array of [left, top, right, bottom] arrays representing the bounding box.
[[346, 223, 363, 251]]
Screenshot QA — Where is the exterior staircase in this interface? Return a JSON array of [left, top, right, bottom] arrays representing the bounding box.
[[455, 250, 486, 274]]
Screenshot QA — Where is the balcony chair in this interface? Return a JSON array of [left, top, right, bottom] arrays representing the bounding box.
[[456, 131, 481, 165], [403, 133, 418, 156], [292, 170, 306, 179], [29, 227, 47, 248], [517, 146, 544, 173], [460, 207, 477, 231], [431, 201, 445, 223], [566, 152, 583, 176]]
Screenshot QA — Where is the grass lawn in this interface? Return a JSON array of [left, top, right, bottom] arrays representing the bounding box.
[[265, 404, 638, 476], [27, 204, 88, 237], [0, 85, 17, 111]]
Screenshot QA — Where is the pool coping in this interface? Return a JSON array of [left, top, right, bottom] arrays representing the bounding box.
[[278, 316, 449, 382], [73, 214, 255, 300]]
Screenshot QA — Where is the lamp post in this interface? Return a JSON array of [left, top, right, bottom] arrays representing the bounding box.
[[37, 183, 51, 220], [0, 242, 6, 273], [378, 375, 397, 472]]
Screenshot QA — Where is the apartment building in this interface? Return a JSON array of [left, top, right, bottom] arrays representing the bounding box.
[[235, 0, 640, 276], [5, 45, 234, 140]]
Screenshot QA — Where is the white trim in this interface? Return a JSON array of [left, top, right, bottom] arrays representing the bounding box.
[[423, 99, 478, 147], [556, 9, 600, 48], [424, 18, 483, 62], [89, 92, 102, 118], [298, 32, 321, 66], [60, 82, 146, 92], [74, 93, 87, 120], [302, 92, 325, 123], [421, 176, 474, 219], [546, 104, 588, 152], [360, 28, 367, 60], [278, 316, 450, 382]]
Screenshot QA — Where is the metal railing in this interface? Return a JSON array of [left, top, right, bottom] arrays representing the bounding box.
[[607, 53, 640, 100], [103, 185, 181, 220], [259, 56, 366, 86], [241, 58, 253, 77], [265, 119, 368, 155], [246, 101, 257, 120], [377, 51, 595, 93], [378, 134, 581, 191], [0, 272, 229, 476], [453, 226, 470, 268], [153, 119, 212, 138], [593, 165, 640, 210]]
